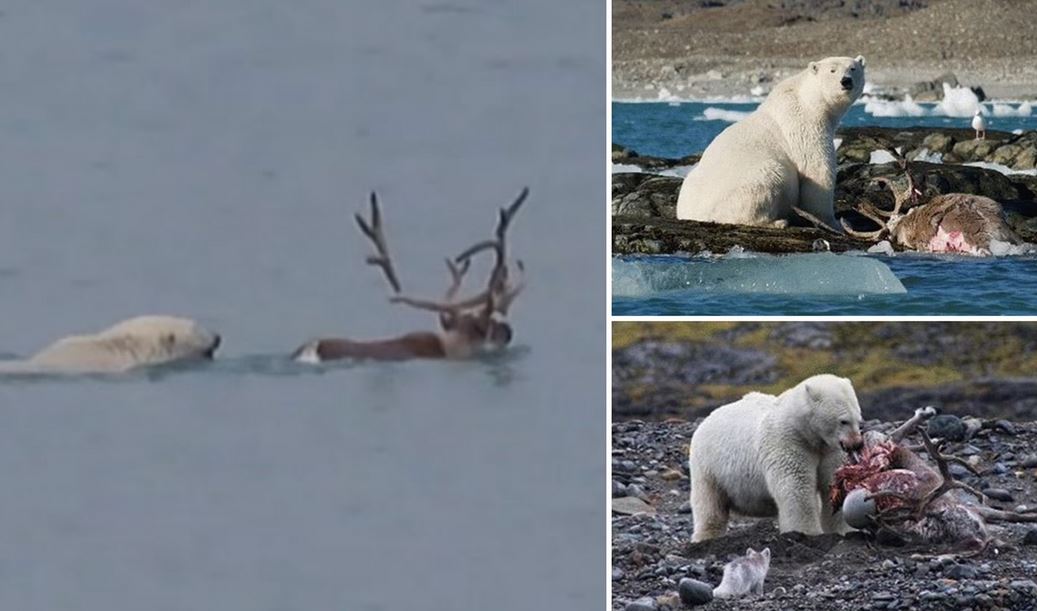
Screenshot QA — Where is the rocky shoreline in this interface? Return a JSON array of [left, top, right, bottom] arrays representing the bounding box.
[[612, 127, 1037, 255], [612, 417, 1037, 611]]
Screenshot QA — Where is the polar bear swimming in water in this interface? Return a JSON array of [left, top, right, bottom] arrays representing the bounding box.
[[677, 56, 866, 229], [0, 315, 221, 374]]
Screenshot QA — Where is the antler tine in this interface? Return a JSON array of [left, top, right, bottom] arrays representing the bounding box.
[[355, 192, 402, 294], [840, 217, 888, 240], [444, 257, 471, 301], [493, 260, 526, 316]]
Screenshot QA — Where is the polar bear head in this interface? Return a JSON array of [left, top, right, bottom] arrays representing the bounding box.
[[807, 55, 866, 109], [97, 316, 221, 363], [799, 374, 864, 452]]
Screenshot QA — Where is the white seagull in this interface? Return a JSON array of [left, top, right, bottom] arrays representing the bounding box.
[[971, 109, 987, 140]]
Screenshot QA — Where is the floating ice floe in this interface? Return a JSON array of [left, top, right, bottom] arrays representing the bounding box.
[[611, 252, 906, 296], [991, 101, 1032, 117], [612, 163, 643, 174], [656, 165, 696, 178], [864, 94, 927, 117], [934, 84, 982, 117], [859, 84, 1033, 119], [697, 107, 752, 122]]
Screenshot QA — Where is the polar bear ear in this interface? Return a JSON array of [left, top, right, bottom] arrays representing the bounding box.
[[810, 61, 818, 74], [855, 55, 866, 67], [805, 380, 823, 403]]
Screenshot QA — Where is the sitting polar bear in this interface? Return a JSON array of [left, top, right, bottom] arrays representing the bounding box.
[[688, 374, 864, 542], [0, 315, 221, 374], [677, 56, 866, 229]]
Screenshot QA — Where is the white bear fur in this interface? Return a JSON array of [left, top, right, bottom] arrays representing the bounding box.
[[0, 315, 220, 374], [688, 374, 864, 542], [677, 56, 866, 228]]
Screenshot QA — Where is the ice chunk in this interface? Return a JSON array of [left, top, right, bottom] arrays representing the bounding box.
[[870, 149, 897, 164], [867, 240, 895, 256], [933, 84, 981, 117], [991, 101, 1032, 117], [612, 253, 906, 296], [864, 95, 926, 117], [963, 161, 1037, 176], [989, 240, 1037, 256], [698, 107, 752, 122], [612, 163, 643, 173]]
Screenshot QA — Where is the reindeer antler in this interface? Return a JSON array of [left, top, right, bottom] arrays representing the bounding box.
[[387, 187, 529, 322], [839, 150, 918, 240], [355, 192, 402, 294]]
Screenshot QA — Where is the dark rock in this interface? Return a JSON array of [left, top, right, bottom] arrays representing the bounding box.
[[613, 215, 870, 255], [612, 175, 683, 219], [995, 420, 1018, 435], [908, 72, 959, 101], [678, 578, 714, 606], [1022, 529, 1037, 545], [944, 563, 978, 580], [927, 414, 966, 442], [982, 488, 1014, 502]]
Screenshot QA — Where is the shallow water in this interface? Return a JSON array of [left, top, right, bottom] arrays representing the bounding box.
[[613, 253, 1037, 315], [613, 102, 1037, 159], [0, 2, 605, 610]]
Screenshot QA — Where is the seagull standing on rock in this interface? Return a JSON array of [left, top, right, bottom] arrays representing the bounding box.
[[972, 109, 987, 140]]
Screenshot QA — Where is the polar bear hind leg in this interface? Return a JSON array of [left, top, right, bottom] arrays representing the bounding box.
[[714, 157, 799, 226]]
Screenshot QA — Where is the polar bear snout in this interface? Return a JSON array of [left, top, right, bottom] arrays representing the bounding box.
[[840, 431, 864, 453], [203, 333, 221, 359], [840, 76, 854, 91]]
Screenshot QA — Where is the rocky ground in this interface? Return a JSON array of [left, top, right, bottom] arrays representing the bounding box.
[[611, 417, 1037, 610], [612, 127, 1037, 254], [613, 0, 1037, 100]]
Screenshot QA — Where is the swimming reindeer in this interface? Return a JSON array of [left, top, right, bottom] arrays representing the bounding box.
[[839, 153, 1024, 255], [293, 189, 527, 362]]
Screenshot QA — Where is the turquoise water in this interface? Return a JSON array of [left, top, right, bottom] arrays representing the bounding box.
[[612, 101, 1037, 315], [613, 101, 1037, 159]]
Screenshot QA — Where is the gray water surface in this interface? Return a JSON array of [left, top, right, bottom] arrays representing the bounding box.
[[0, 1, 605, 609]]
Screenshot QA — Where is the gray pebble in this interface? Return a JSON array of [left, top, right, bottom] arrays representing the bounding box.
[[927, 415, 965, 441], [613, 480, 628, 498], [944, 563, 978, 580], [678, 578, 714, 606], [625, 597, 657, 611], [983, 487, 1014, 502], [1023, 529, 1037, 546], [627, 484, 649, 500]]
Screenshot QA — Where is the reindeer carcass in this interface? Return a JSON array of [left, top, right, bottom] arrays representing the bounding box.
[[830, 408, 1037, 551], [840, 156, 1026, 256]]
